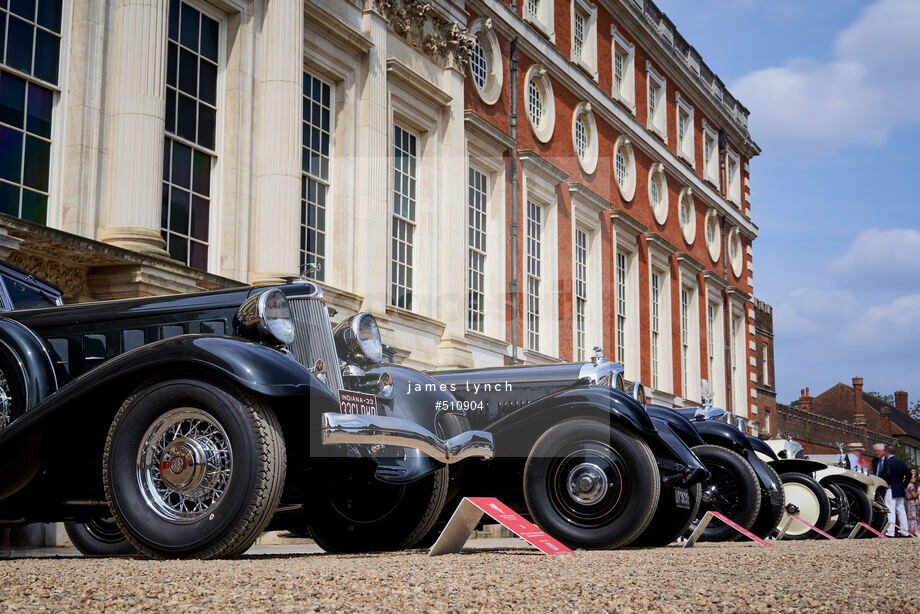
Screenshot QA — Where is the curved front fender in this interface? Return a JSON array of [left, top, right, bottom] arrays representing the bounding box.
[[691, 418, 751, 454], [0, 316, 57, 409]]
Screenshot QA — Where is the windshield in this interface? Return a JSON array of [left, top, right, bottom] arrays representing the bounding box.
[[2, 275, 57, 310]]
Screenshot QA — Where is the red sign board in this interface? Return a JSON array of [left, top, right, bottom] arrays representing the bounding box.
[[338, 390, 378, 415], [859, 522, 888, 538], [467, 497, 572, 555], [790, 515, 837, 540], [708, 510, 773, 547]]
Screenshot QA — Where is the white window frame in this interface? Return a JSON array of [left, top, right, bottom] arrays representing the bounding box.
[[613, 135, 636, 202], [301, 70, 335, 281], [570, 185, 607, 360], [611, 213, 642, 381], [704, 208, 720, 263], [524, 0, 555, 42], [762, 340, 770, 388], [678, 271, 701, 402], [645, 61, 667, 141], [725, 147, 741, 207], [647, 244, 673, 394], [525, 199, 543, 353], [389, 123, 419, 312], [678, 187, 696, 245], [730, 303, 747, 418], [705, 289, 725, 410], [570, 0, 598, 80], [702, 120, 719, 188], [675, 92, 695, 166], [465, 132, 508, 345], [572, 102, 598, 174], [728, 227, 743, 278], [610, 25, 635, 114], [524, 64, 555, 143], [466, 165, 489, 334], [647, 162, 668, 225], [468, 18, 503, 106], [521, 155, 562, 360]]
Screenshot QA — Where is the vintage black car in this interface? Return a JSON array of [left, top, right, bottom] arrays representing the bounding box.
[[0, 261, 493, 558], [428, 353, 710, 549]]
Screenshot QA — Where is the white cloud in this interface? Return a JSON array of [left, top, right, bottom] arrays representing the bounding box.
[[828, 228, 920, 291], [844, 293, 920, 348], [731, 0, 920, 152]]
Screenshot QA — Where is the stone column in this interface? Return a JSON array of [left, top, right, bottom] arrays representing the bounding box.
[[352, 8, 389, 313], [99, 0, 169, 256], [250, 0, 303, 285], [436, 69, 473, 367]]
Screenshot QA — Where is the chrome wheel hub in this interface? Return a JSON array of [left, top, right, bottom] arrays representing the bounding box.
[[137, 409, 232, 524], [0, 372, 11, 431], [566, 462, 608, 506]]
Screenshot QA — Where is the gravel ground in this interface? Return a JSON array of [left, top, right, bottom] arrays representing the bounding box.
[[1, 538, 918, 612]]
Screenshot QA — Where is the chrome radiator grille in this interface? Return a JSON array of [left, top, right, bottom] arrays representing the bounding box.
[[289, 296, 343, 396]]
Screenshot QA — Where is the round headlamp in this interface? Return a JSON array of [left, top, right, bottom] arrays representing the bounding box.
[[334, 312, 383, 366], [236, 289, 296, 346]]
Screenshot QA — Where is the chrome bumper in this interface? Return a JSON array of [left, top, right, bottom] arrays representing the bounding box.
[[321, 412, 494, 463]]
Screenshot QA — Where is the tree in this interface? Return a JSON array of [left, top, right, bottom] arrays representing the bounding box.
[[867, 391, 920, 421]]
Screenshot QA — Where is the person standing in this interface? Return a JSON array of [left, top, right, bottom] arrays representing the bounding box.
[[907, 466, 920, 535], [873, 443, 910, 536]]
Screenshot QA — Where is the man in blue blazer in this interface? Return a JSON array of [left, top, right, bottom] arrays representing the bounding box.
[[873, 443, 911, 536]]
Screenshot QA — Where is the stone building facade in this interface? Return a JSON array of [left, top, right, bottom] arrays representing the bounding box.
[[0, 0, 763, 416]]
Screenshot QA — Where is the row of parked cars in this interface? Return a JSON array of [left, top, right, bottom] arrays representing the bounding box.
[[0, 264, 888, 557]]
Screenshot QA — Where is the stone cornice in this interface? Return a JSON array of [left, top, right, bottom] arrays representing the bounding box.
[[675, 253, 705, 276], [726, 286, 752, 303], [702, 270, 728, 291], [309, 2, 374, 54], [609, 209, 647, 237], [568, 183, 611, 215], [645, 232, 678, 256], [518, 150, 568, 185], [369, 0, 473, 73], [387, 58, 452, 107], [465, 110, 516, 151]]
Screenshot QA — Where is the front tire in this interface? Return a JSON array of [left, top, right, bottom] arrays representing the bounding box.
[[523, 419, 660, 549], [631, 483, 701, 547], [833, 480, 873, 536], [103, 379, 286, 559], [307, 462, 448, 553], [778, 472, 830, 540], [691, 445, 761, 542], [64, 517, 136, 556], [823, 481, 850, 535], [749, 461, 785, 539]]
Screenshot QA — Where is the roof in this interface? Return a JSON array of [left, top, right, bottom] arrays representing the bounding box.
[[808, 383, 920, 442]]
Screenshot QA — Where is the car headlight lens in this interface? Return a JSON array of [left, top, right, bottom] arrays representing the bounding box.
[[334, 312, 383, 366], [236, 288, 296, 346]]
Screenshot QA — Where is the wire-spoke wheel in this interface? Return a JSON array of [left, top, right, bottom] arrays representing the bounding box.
[[690, 445, 761, 542], [104, 379, 286, 559]]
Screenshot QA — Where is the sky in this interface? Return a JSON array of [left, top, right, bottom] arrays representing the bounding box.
[[654, 0, 920, 404]]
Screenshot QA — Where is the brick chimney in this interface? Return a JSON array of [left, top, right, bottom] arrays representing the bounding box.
[[895, 390, 908, 414], [880, 406, 892, 435], [853, 377, 867, 435], [798, 387, 813, 412]]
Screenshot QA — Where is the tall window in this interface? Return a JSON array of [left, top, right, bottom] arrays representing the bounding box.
[[0, 0, 63, 224], [572, 9, 586, 60], [526, 200, 542, 352], [391, 125, 417, 310], [681, 287, 690, 395], [762, 341, 770, 387], [650, 271, 662, 389], [302, 72, 332, 280], [703, 123, 719, 187], [731, 314, 740, 408], [574, 228, 587, 361], [613, 49, 625, 96], [707, 303, 716, 382], [527, 78, 544, 129], [615, 251, 627, 363], [467, 167, 488, 332], [162, 0, 220, 269], [526, 0, 540, 20]]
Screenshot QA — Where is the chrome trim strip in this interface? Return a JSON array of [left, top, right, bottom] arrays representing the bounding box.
[[321, 413, 494, 464]]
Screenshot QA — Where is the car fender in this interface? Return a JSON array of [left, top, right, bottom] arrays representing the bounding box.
[[815, 466, 884, 495], [645, 405, 705, 448], [485, 386, 657, 457], [0, 316, 57, 409], [768, 458, 828, 476], [747, 435, 778, 461], [690, 418, 750, 455]]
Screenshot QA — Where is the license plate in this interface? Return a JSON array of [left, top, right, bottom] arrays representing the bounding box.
[[674, 488, 691, 509], [338, 390, 378, 416]]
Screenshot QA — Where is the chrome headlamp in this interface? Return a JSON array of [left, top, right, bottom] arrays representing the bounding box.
[[235, 288, 296, 347], [334, 312, 384, 366]]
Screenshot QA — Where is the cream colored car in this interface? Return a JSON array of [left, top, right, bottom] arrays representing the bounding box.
[[754, 440, 888, 539]]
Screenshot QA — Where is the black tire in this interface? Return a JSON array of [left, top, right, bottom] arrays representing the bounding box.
[[523, 419, 660, 549], [778, 472, 830, 540], [308, 462, 447, 553], [0, 348, 27, 432], [691, 445, 761, 542], [103, 379, 286, 559], [64, 517, 136, 556], [631, 483, 701, 547], [834, 480, 873, 537], [870, 490, 888, 534], [823, 481, 850, 536], [749, 462, 786, 539]]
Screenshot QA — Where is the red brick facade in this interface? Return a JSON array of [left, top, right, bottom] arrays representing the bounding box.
[[466, 0, 760, 412]]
